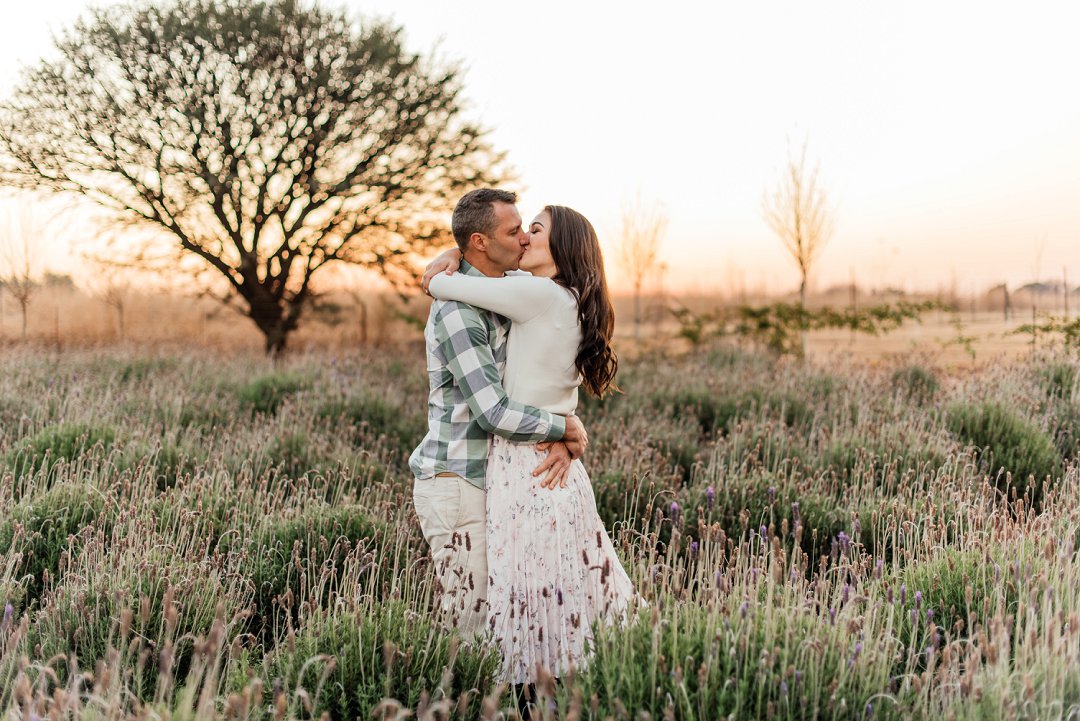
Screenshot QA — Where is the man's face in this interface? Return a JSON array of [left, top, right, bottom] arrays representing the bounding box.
[[482, 202, 529, 272]]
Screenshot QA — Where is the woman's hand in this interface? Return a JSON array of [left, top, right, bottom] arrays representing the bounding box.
[[421, 247, 463, 295]]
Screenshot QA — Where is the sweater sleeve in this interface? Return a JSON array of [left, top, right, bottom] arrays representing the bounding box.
[[428, 273, 558, 324]]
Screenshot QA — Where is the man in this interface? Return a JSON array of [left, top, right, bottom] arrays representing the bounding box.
[[409, 188, 588, 639]]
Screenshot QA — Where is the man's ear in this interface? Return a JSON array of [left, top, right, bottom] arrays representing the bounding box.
[[468, 232, 487, 253]]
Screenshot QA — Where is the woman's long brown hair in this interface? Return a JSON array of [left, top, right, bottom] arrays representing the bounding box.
[[544, 205, 619, 398]]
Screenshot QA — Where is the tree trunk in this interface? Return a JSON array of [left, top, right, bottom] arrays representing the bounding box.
[[264, 327, 288, 357], [249, 296, 303, 357], [798, 275, 808, 358], [358, 298, 368, 345], [633, 282, 642, 342]]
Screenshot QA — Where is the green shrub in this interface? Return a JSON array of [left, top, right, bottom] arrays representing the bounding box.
[[946, 401, 1060, 500], [659, 388, 812, 438], [1048, 400, 1080, 464], [237, 372, 310, 415], [694, 472, 852, 566], [241, 504, 392, 645], [261, 602, 499, 719], [666, 387, 745, 435], [30, 540, 244, 700], [1037, 362, 1078, 400], [120, 441, 198, 491], [820, 430, 946, 484], [891, 365, 939, 404], [4, 423, 116, 480], [725, 420, 810, 474], [264, 432, 316, 479], [155, 394, 235, 430], [898, 548, 1017, 649], [559, 601, 891, 720], [0, 395, 33, 434], [0, 482, 109, 605], [316, 395, 424, 455]]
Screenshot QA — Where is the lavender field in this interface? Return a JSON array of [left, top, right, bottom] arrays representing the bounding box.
[[1, 344, 1079, 720]]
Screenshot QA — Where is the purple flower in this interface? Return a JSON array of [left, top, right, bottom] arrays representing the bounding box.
[[926, 609, 934, 621], [899, 584, 907, 606], [841, 585, 850, 604], [837, 532, 851, 552], [849, 641, 863, 667], [740, 601, 749, 619], [874, 559, 883, 579], [829, 607, 836, 625], [670, 501, 680, 516], [768, 486, 776, 501], [1, 603, 12, 631], [760, 525, 768, 538], [705, 486, 715, 509], [715, 570, 723, 588], [795, 670, 803, 683], [780, 680, 788, 695], [690, 541, 699, 558], [915, 591, 923, 609]]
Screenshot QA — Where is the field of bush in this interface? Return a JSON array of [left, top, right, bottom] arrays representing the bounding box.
[[2, 343, 1080, 719]]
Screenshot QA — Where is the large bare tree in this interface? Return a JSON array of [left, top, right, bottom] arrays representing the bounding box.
[[617, 193, 668, 341], [762, 140, 835, 307], [0, 0, 506, 354]]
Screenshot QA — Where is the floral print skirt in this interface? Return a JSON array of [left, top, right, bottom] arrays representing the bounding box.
[[486, 436, 638, 685]]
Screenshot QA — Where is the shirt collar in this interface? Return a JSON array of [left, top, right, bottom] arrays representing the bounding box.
[[459, 258, 489, 278]]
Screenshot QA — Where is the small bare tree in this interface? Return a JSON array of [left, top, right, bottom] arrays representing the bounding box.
[[85, 274, 131, 341], [0, 208, 40, 339], [762, 140, 835, 307], [618, 193, 668, 340]]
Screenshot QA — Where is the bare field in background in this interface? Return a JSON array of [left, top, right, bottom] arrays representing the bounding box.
[[1, 286, 1075, 366]]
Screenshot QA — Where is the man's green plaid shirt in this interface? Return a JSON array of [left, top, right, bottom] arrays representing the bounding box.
[[409, 261, 566, 490]]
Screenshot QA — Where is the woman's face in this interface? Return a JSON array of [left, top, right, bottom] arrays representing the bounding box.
[[521, 210, 558, 278]]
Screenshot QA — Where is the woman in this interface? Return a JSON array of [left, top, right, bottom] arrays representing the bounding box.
[[426, 205, 638, 689]]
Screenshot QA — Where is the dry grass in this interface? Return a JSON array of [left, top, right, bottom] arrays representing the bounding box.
[[3, 286, 1075, 368]]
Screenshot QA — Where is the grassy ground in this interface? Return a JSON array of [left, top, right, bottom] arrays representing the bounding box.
[[1, 343, 1080, 719]]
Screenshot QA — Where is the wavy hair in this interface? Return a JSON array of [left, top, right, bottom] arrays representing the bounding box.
[[544, 205, 619, 398]]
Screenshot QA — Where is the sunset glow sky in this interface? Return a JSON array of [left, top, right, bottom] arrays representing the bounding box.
[[2, 0, 1078, 295]]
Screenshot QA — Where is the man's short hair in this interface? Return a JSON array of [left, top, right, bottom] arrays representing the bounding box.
[[452, 188, 517, 252]]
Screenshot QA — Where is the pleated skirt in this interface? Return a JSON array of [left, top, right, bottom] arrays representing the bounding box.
[[486, 436, 638, 685]]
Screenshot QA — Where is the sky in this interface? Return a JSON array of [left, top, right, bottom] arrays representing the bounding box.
[[1, 0, 1078, 295]]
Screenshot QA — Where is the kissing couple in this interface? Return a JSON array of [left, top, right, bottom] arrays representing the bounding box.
[[409, 188, 641, 714]]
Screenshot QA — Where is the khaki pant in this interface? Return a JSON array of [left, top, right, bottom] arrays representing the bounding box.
[[413, 474, 488, 639]]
